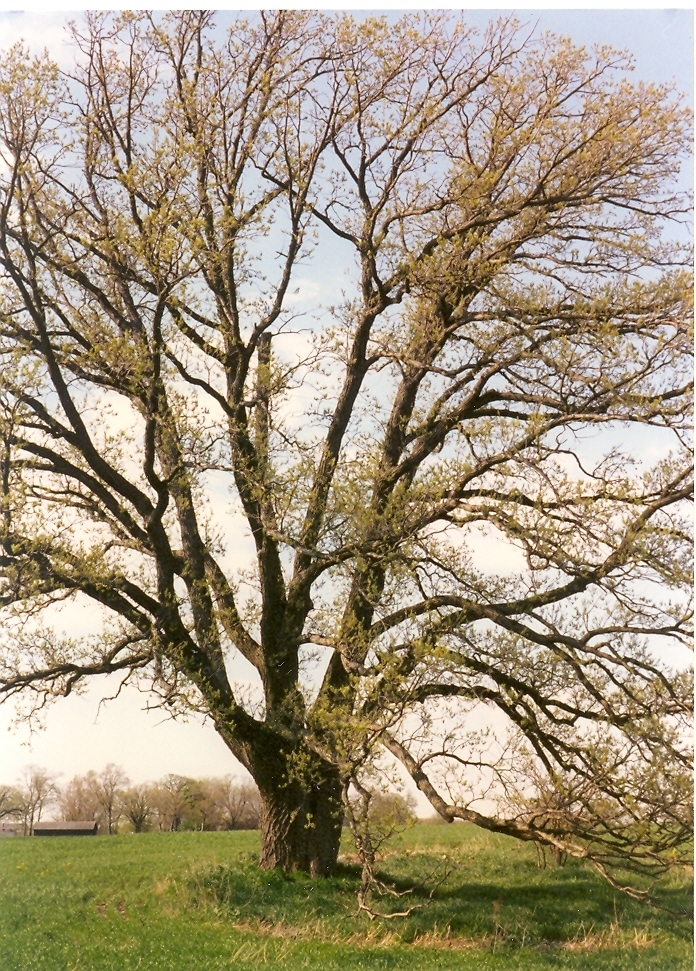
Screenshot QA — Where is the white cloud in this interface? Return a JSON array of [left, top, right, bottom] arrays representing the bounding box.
[[0, 12, 73, 65], [281, 278, 323, 309]]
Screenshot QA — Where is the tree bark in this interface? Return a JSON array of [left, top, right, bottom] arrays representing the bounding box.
[[253, 758, 343, 877]]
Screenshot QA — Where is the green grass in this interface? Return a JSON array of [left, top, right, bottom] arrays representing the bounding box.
[[0, 825, 691, 970]]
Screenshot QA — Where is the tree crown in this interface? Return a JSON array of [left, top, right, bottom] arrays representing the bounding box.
[[0, 11, 692, 887]]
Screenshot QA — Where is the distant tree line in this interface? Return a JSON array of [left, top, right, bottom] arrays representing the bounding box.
[[0, 765, 420, 837], [0, 765, 262, 835]]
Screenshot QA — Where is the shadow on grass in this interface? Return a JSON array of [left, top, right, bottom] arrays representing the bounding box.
[[190, 849, 693, 950]]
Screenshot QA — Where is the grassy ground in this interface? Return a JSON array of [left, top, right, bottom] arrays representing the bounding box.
[[0, 824, 691, 970]]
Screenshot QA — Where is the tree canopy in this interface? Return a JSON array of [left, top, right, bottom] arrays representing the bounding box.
[[0, 11, 692, 882]]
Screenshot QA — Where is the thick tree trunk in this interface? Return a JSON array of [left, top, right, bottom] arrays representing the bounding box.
[[217, 720, 344, 876], [255, 762, 343, 876]]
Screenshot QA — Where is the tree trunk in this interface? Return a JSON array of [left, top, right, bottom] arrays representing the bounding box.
[[255, 762, 343, 876]]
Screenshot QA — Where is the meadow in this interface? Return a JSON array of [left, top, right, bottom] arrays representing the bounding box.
[[0, 823, 691, 971]]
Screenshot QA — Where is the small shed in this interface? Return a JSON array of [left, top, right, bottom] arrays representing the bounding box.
[[0, 821, 21, 837], [33, 820, 99, 836]]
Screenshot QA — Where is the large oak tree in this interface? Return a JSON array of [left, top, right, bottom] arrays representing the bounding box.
[[0, 11, 692, 880]]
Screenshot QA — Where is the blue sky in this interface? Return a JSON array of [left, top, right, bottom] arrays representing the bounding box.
[[0, 8, 692, 95]]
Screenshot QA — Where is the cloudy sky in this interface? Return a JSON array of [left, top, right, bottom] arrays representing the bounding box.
[[0, 3, 692, 801]]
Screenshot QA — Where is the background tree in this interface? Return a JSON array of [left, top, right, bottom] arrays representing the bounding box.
[[118, 784, 155, 833], [0, 784, 21, 822], [57, 771, 102, 824], [189, 778, 220, 832], [0, 11, 691, 881], [15, 767, 58, 836], [366, 792, 417, 830], [205, 777, 262, 831], [87, 764, 129, 834], [152, 775, 200, 832]]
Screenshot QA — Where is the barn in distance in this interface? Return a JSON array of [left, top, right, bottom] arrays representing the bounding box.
[[33, 821, 98, 837]]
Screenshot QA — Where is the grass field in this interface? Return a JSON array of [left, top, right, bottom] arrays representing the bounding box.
[[0, 824, 691, 970]]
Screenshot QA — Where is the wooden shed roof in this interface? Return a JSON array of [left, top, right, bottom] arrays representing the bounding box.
[[33, 820, 98, 835]]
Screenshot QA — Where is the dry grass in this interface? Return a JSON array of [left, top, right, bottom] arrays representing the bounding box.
[[561, 922, 656, 952], [214, 917, 659, 955]]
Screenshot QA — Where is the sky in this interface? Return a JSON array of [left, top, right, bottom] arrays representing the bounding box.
[[0, 3, 692, 806]]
